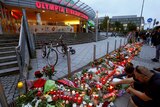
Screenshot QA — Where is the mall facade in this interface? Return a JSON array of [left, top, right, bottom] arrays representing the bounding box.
[[0, 0, 95, 34]]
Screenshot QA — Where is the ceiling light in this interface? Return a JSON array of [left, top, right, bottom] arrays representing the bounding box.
[[42, 10, 45, 12]]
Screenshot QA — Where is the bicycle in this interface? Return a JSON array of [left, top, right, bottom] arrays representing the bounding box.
[[41, 41, 58, 66], [56, 35, 76, 56]]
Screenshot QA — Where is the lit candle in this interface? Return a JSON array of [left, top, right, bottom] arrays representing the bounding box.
[[85, 84, 88, 90], [66, 100, 69, 104], [73, 96, 78, 103], [81, 84, 84, 89], [72, 103, 77, 107], [78, 80, 80, 86], [94, 94, 99, 100], [67, 89, 70, 95], [88, 103, 93, 107], [72, 90, 76, 95], [77, 96, 83, 105], [81, 91, 85, 97]]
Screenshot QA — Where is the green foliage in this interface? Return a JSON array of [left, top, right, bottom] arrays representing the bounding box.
[[38, 99, 48, 107], [65, 102, 72, 107], [65, 86, 83, 93], [100, 72, 108, 77], [16, 90, 38, 107], [101, 16, 109, 31], [42, 65, 57, 79], [82, 69, 88, 74], [55, 100, 64, 107], [83, 95, 91, 104], [127, 22, 137, 31], [114, 21, 124, 31]]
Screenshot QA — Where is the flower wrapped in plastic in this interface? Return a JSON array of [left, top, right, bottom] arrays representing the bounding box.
[[42, 65, 57, 79]]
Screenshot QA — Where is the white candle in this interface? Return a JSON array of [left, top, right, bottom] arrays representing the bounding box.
[[72, 103, 77, 107], [72, 90, 75, 95]]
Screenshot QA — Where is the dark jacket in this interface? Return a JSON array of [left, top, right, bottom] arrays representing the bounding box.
[[153, 31, 160, 46]]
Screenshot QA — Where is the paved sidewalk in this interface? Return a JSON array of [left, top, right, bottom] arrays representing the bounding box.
[[132, 44, 159, 69], [28, 37, 160, 107], [29, 37, 126, 80]]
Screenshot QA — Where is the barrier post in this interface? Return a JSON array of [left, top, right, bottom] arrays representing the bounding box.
[[114, 40, 117, 50], [67, 49, 71, 78], [93, 45, 96, 61], [106, 42, 109, 54], [120, 39, 122, 48]]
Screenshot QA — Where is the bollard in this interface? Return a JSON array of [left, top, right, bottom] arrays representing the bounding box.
[[0, 81, 8, 107], [106, 42, 109, 54], [120, 39, 122, 48], [67, 49, 71, 78], [93, 45, 96, 61], [114, 40, 117, 50]]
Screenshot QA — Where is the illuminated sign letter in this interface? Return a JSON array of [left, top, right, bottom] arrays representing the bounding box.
[[55, 5, 58, 11], [45, 3, 49, 10], [49, 4, 55, 10], [66, 8, 69, 13], [41, 2, 45, 9], [35, 1, 88, 20], [36, 1, 41, 8], [60, 7, 65, 13]]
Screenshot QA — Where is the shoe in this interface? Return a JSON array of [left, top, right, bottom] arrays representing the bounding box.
[[152, 58, 159, 62], [153, 67, 160, 72]]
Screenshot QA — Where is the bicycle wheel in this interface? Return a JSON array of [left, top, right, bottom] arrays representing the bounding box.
[[42, 45, 46, 58], [56, 45, 65, 54], [47, 48, 58, 66]]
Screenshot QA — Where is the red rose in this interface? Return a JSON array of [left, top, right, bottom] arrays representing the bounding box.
[[33, 78, 46, 88]]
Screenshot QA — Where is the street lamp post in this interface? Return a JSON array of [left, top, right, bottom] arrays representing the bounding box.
[[95, 11, 98, 42], [107, 19, 109, 36], [105, 16, 109, 37], [140, 0, 145, 31]]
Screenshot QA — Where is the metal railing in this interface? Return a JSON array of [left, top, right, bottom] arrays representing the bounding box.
[[15, 9, 35, 79], [15, 17, 29, 79]]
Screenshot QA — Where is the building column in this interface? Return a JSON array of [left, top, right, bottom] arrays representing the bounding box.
[[36, 12, 42, 25], [80, 21, 82, 32], [86, 22, 88, 33]]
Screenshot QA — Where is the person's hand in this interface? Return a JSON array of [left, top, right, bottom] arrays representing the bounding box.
[[91, 97, 99, 106], [110, 82, 118, 86], [130, 82, 134, 88], [126, 86, 133, 94]]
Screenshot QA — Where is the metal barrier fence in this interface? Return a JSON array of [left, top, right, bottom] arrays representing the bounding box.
[[64, 37, 127, 79]]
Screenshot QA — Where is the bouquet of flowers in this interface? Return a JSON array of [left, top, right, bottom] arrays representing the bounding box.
[[42, 65, 57, 79]]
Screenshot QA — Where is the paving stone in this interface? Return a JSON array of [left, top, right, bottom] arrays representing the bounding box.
[[0, 74, 20, 106], [7, 96, 13, 101]]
